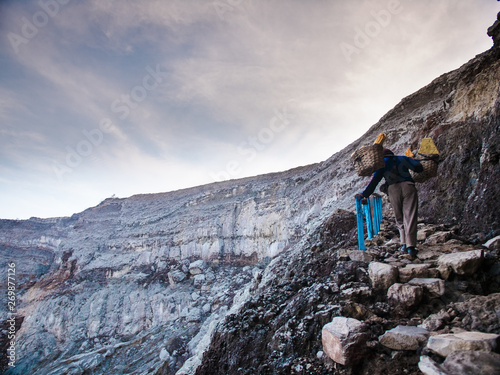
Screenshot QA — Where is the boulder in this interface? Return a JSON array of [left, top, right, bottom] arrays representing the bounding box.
[[167, 270, 187, 285], [441, 350, 500, 375], [425, 231, 452, 245], [426, 331, 500, 357], [417, 227, 434, 242], [418, 355, 447, 375], [159, 347, 171, 361], [399, 263, 432, 283], [452, 293, 500, 332], [379, 325, 429, 351], [484, 235, 500, 250], [193, 273, 206, 289], [348, 250, 373, 263], [189, 259, 208, 275], [437, 250, 483, 276], [387, 283, 424, 310], [341, 285, 371, 298], [321, 317, 369, 365], [408, 278, 445, 298], [437, 264, 453, 280], [368, 262, 399, 291], [185, 307, 202, 323], [420, 310, 452, 331]]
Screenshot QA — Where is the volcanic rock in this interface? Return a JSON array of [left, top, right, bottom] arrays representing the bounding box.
[[379, 325, 430, 351], [368, 262, 399, 291], [409, 278, 446, 298], [426, 331, 500, 357], [437, 250, 483, 275], [321, 317, 369, 365]]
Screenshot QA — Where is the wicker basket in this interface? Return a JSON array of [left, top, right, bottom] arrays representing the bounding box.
[[410, 154, 439, 183], [351, 144, 385, 177]]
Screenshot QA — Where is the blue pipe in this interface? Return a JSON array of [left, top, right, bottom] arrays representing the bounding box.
[[355, 196, 365, 250], [363, 198, 374, 239]]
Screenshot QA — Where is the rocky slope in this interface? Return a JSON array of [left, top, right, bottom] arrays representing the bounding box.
[[195, 210, 500, 374], [1, 16, 500, 375]]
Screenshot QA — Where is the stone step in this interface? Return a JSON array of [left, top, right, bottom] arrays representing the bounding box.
[[399, 263, 440, 283], [321, 317, 369, 366], [368, 262, 398, 291], [418, 331, 500, 375], [437, 249, 484, 279], [387, 283, 423, 310], [426, 331, 500, 357], [408, 278, 446, 298], [379, 325, 430, 351]]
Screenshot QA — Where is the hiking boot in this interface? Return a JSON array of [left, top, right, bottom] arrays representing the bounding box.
[[399, 244, 407, 253], [407, 247, 418, 258]]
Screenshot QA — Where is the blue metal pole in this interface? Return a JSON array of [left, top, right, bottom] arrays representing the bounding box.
[[355, 196, 365, 250], [376, 195, 383, 229], [363, 198, 374, 239], [372, 196, 380, 235]]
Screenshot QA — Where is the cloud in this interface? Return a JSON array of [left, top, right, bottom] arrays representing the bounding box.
[[0, 0, 499, 219]]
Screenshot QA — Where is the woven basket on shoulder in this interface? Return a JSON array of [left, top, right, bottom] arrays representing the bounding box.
[[350, 144, 385, 177], [410, 154, 439, 183]]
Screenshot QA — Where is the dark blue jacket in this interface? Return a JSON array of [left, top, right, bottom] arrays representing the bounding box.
[[361, 156, 423, 197]]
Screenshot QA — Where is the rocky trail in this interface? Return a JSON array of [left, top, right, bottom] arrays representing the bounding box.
[[196, 208, 500, 375]]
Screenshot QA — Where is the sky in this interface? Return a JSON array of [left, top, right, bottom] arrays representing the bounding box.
[[0, 0, 499, 220]]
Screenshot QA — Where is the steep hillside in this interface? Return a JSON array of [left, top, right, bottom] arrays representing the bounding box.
[[1, 17, 499, 375], [195, 21, 500, 375], [196, 212, 500, 374]]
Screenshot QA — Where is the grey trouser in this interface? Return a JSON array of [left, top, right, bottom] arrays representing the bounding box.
[[388, 181, 419, 247]]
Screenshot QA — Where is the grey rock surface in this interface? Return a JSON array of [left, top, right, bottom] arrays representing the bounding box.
[[387, 283, 424, 310], [426, 331, 500, 357], [379, 325, 430, 351], [437, 250, 483, 275], [368, 262, 399, 291], [441, 350, 500, 375], [409, 278, 446, 298], [322, 317, 369, 365]]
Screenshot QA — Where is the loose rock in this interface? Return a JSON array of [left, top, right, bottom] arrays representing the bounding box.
[[426, 331, 500, 357], [379, 325, 430, 351], [168, 270, 187, 285], [485, 235, 500, 250], [426, 231, 453, 245], [418, 355, 447, 375], [368, 262, 399, 291], [189, 260, 208, 275], [441, 350, 500, 375], [348, 250, 373, 263], [321, 317, 369, 365], [408, 278, 445, 298], [399, 263, 433, 283], [437, 250, 483, 275], [387, 283, 424, 310]]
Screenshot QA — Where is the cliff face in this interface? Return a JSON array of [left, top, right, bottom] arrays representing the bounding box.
[[1, 25, 499, 375], [374, 48, 500, 237]]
